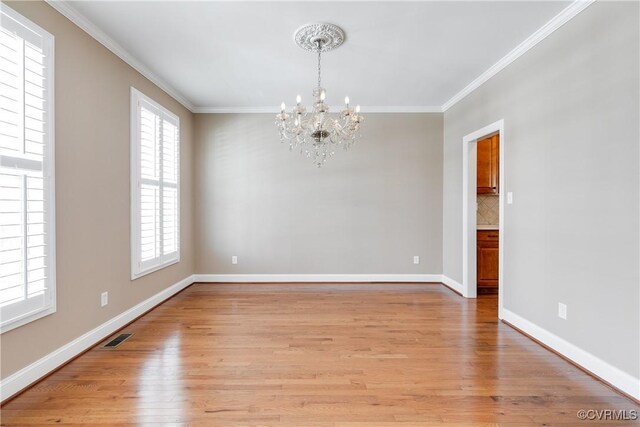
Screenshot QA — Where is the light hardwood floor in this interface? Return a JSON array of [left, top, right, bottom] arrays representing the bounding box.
[[1, 283, 638, 426]]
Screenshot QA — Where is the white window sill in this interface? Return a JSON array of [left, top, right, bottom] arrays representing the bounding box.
[[131, 257, 180, 281], [0, 304, 56, 334]]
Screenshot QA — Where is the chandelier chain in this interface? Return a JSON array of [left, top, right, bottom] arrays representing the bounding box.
[[317, 40, 322, 88]]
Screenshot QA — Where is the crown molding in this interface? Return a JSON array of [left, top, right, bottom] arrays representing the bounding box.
[[359, 106, 443, 113], [194, 107, 284, 114], [44, 0, 195, 112], [193, 105, 443, 114], [441, 0, 595, 112]]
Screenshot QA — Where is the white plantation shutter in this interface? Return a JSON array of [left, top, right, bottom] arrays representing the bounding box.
[[131, 88, 179, 279], [0, 5, 55, 333]]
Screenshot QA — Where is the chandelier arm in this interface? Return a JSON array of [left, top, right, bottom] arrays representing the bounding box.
[[335, 116, 351, 134], [278, 118, 301, 141]]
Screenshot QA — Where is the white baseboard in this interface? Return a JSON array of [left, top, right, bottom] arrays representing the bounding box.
[[440, 275, 464, 295], [501, 308, 640, 401], [193, 274, 443, 283], [0, 274, 195, 403]]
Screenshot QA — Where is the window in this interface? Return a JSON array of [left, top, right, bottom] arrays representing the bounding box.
[[0, 5, 55, 333], [130, 88, 180, 279]]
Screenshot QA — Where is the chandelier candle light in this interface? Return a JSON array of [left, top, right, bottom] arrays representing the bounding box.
[[276, 23, 364, 167]]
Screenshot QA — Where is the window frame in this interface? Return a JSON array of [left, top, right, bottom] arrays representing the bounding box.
[[130, 87, 180, 280], [0, 4, 56, 334]]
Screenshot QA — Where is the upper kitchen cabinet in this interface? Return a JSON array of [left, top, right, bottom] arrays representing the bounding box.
[[477, 134, 499, 195]]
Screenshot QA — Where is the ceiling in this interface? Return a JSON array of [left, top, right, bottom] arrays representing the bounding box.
[[65, 1, 571, 111]]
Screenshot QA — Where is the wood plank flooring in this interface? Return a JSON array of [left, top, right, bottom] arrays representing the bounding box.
[[1, 283, 638, 426]]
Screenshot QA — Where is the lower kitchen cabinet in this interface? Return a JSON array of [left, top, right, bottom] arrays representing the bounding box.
[[477, 230, 499, 294]]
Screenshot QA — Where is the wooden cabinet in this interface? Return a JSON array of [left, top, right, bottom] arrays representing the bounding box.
[[477, 134, 499, 195], [477, 230, 498, 294]]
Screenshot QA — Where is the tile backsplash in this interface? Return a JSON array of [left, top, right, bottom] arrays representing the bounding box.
[[477, 195, 499, 226]]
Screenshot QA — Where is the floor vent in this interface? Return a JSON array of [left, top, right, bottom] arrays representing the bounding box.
[[102, 333, 133, 349]]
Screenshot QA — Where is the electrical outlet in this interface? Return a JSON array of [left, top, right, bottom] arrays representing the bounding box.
[[413, 256, 420, 265], [101, 292, 108, 307], [558, 302, 567, 320], [231, 256, 238, 265]]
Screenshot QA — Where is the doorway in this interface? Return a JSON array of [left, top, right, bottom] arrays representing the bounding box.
[[462, 120, 505, 319]]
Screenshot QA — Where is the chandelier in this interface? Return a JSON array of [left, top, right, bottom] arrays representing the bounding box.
[[276, 23, 364, 167]]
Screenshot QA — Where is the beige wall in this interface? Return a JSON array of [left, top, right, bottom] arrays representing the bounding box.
[[443, 1, 639, 377], [1, 1, 195, 380], [194, 113, 443, 275]]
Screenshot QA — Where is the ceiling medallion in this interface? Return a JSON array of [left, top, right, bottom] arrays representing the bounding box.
[[294, 23, 345, 52], [276, 23, 363, 167]]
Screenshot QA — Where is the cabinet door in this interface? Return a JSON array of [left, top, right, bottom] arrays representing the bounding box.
[[477, 137, 493, 193], [477, 135, 499, 194], [477, 241, 499, 290]]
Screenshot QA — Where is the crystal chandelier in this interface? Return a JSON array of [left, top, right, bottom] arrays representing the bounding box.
[[276, 23, 364, 167]]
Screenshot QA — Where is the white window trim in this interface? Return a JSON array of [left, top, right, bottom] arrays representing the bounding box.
[[0, 4, 56, 334], [130, 87, 180, 280]]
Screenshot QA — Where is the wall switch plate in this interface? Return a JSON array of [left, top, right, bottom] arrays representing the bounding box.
[[413, 256, 420, 265], [101, 292, 108, 307], [558, 302, 567, 320], [507, 192, 514, 204], [231, 256, 238, 265]]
